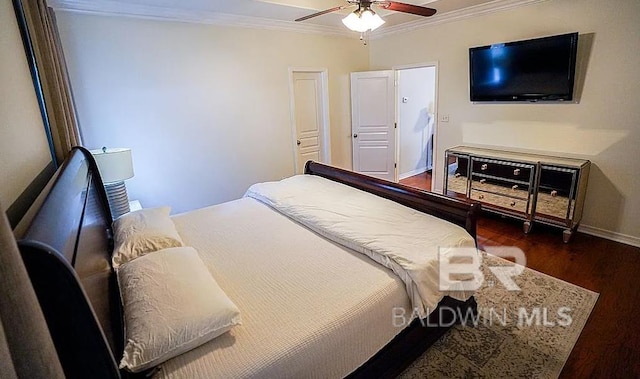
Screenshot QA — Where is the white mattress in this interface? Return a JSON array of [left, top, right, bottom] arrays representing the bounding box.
[[155, 197, 412, 379]]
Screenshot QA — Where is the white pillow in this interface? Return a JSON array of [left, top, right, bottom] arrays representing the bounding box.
[[118, 246, 242, 373], [112, 206, 184, 268]]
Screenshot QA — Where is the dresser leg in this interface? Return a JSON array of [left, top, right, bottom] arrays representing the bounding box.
[[523, 221, 532, 234], [562, 229, 573, 243]]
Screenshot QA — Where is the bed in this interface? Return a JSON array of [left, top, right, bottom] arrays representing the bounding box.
[[14, 147, 480, 379]]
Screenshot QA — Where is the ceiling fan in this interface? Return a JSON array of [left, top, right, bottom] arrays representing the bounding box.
[[295, 1, 437, 33]]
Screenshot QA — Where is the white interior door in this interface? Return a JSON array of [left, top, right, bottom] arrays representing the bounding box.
[[290, 70, 329, 174], [351, 70, 396, 181]]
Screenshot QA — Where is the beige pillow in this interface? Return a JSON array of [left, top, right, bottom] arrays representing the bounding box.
[[112, 206, 183, 268], [118, 246, 242, 372]]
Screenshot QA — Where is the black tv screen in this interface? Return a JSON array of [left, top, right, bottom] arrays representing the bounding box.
[[469, 32, 578, 102]]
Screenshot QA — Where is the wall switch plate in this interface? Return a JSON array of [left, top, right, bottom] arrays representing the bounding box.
[[441, 114, 450, 122]]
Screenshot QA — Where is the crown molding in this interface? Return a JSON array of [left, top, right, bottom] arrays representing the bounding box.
[[371, 0, 548, 39], [47, 0, 355, 38], [48, 0, 547, 40]]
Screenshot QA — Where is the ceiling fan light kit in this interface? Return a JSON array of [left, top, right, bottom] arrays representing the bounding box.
[[296, 1, 437, 33], [342, 7, 385, 32]]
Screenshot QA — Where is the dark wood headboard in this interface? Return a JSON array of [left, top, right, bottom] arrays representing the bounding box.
[[304, 161, 480, 240], [15, 147, 122, 379]]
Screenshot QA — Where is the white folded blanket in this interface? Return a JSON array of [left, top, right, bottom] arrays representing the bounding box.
[[245, 174, 477, 318]]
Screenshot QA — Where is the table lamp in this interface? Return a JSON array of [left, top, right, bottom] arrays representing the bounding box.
[[90, 147, 134, 219]]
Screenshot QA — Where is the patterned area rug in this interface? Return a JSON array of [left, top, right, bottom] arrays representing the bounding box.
[[400, 253, 599, 378]]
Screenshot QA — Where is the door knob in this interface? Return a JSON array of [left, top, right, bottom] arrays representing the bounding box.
[[353, 134, 358, 138], [296, 140, 301, 146]]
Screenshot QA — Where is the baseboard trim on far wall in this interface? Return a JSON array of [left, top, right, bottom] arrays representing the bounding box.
[[432, 180, 638, 248], [399, 167, 428, 181], [578, 224, 640, 248]]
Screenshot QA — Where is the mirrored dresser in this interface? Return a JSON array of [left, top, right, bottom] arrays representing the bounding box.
[[444, 146, 590, 242]]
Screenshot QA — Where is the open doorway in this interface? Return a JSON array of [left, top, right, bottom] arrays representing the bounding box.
[[395, 64, 437, 192]]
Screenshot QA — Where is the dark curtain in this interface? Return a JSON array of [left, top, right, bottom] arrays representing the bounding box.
[[16, 0, 81, 164]]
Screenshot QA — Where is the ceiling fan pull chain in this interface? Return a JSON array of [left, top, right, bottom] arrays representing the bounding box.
[[360, 30, 369, 46]]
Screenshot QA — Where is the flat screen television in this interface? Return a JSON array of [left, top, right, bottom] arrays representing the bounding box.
[[469, 32, 579, 102]]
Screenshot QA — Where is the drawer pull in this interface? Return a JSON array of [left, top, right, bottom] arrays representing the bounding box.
[[510, 201, 516, 207], [512, 185, 519, 190], [479, 179, 487, 184], [478, 194, 484, 200], [454, 173, 461, 178], [551, 190, 558, 197], [481, 164, 488, 171], [513, 168, 521, 175]]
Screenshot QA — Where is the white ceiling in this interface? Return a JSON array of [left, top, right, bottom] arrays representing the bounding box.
[[48, 0, 543, 37]]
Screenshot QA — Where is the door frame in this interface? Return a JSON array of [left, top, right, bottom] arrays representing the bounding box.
[[393, 61, 439, 190], [288, 67, 331, 174]]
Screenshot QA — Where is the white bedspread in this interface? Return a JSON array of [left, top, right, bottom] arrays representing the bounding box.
[[157, 198, 412, 379], [246, 175, 476, 318]]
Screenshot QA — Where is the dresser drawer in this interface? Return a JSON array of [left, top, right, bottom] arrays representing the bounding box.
[[470, 174, 530, 198], [538, 166, 577, 197], [447, 174, 468, 195], [536, 190, 574, 220], [470, 190, 530, 214], [471, 158, 534, 182]]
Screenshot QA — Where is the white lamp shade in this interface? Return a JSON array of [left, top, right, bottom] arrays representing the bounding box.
[[342, 8, 385, 32], [366, 12, 385, 31], [342, 12, 367, 32], [90, 148, 134, 183]]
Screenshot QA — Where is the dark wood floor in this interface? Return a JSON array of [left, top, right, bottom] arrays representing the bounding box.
[[401, 171, 640, 378], [399, 171, 432, 191]]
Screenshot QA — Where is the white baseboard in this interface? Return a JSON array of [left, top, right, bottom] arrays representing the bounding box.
[[578, 224, 640, 248], [399, 167, 428, 181]]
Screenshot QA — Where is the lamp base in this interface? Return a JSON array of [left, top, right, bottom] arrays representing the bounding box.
[[104, 181, 130, 219]]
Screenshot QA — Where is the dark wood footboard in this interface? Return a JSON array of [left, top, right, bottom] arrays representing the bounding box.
[[348, 296, 478, 379], [304, 161, 480, 240]]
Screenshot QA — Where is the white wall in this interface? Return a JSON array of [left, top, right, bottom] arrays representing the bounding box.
[[54, 0, 640, 243], [56, 13, 368, 213], [370, 0, 640, 241], [0, 0, 52, 208], [397, 66, 435, 178]]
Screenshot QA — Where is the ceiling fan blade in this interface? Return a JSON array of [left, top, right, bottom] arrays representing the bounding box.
[[377, 1, 437, 17], [295, 5, 351, 22]]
